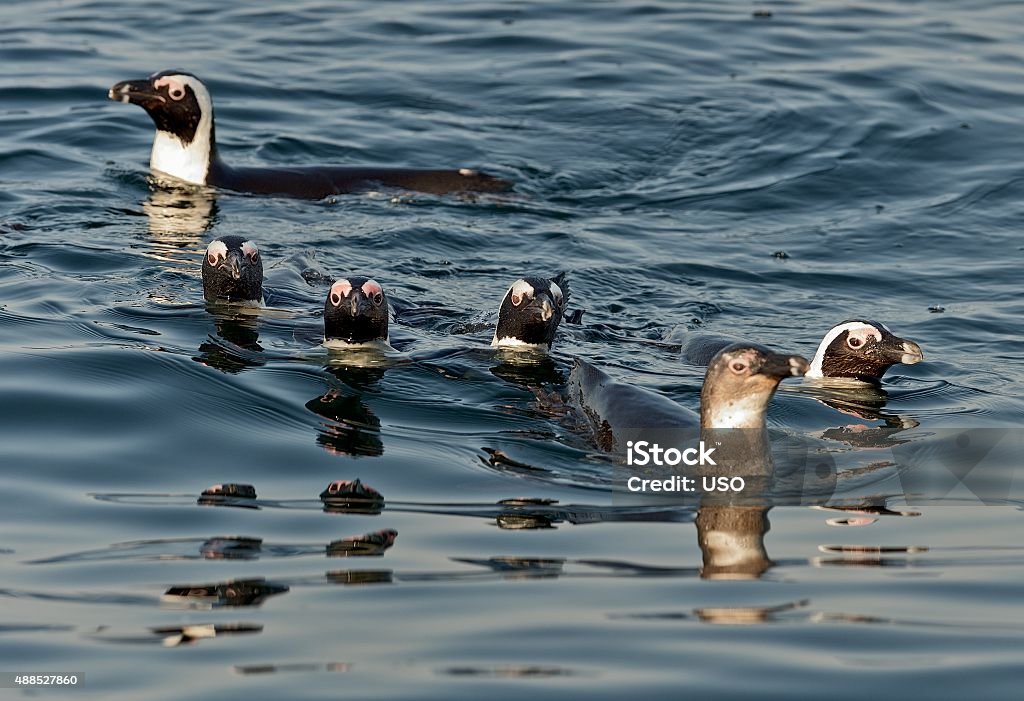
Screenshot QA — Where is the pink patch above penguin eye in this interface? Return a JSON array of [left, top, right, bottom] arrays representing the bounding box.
[[847, 328, 880, 349], [241, 241, 259, 261], [848, 327, 882, 349], [205, 240, 228, 266], [361, 281, 382, 296], [329, 280, 352, 306], [154, 76, 186, 100]]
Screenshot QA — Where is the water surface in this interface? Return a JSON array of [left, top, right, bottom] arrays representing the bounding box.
[[2, 1, 1024, 698]]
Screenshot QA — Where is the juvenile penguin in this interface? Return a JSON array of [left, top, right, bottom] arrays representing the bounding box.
[[323, 277, 391, 349], [109, 70, 512, 199], [679, 320, 922, 384], [491, 274, 567, 350], [570, 343, 808, 453], [201, 235, 263, 305]]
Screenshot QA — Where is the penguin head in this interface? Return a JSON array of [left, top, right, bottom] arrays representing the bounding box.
[[324, 277, 390, 345], [492, 275, 567, 349], [807, 319, 924, 382], [109, 70, 215, 184], [201, 236, 263, 305], [700, 343, 809, 429]]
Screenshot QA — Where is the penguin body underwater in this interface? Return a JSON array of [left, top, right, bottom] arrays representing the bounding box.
[[109, 70, 512, 199]]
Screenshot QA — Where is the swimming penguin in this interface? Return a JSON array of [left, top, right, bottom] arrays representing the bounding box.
[[323, 277, 391, 349], [491, 274, 568, 349], [678, 319, 923, 384], [109, 70, 512, 199], [201, 235, 263, 305], [570, 343, 808, 453], [805, 319, 923, 382]]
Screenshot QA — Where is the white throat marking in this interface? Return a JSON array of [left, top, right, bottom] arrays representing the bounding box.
[[149, 75, 214, 185]]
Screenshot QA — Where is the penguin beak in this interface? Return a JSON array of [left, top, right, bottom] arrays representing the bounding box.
[[350, 292, 371, 318], [225, 250, 243, 280], [108, 79, 160, 107], [886, 337, 924, 365], [759, 352, 810, 379], [529, 293, 555, 322]]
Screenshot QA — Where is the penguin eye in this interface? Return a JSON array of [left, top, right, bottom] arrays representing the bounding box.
[[207, 252, 221, 266], [511, 293, 523, 306], [168, 86, 185, 101], [372, 293, 383, 305], [730, 361, 747, 374], [847, 336, 864, 349], [330, 292, 342, 306], [248, 251, 259, 263]]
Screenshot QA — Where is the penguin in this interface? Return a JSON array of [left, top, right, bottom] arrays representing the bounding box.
[[491, 273, 568, 350], [570, 343, 808, 453], [806, 319, 923, 382], [679, 319, 923, 384], [201, 235, 263, 305], [323, 277, 391, 349], [108, 70, 512, 199]]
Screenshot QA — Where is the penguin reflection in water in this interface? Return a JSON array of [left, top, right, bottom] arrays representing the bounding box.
[[109, 70, 511, 199]]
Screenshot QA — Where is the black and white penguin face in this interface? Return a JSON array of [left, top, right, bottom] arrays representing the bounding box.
[[109, 70, 214, 184], [324, 277, 390, 345], [201, 236, 263, 305], [492, 276, 566, 349], [808, 319, 924, 382], [701, 344, 809, 429]]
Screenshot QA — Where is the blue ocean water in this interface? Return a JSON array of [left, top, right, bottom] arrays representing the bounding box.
[[2, 1, 1024, 698]]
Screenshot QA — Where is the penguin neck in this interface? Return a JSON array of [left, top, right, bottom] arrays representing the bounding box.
[[699, 386, 769, 430], [150, 118, 216, 186]]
